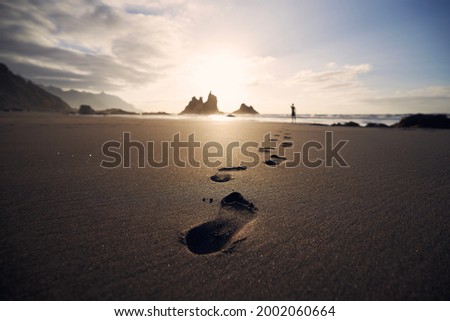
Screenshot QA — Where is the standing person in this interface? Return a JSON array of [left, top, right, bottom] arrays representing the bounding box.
[[291, 103, 296, 123]]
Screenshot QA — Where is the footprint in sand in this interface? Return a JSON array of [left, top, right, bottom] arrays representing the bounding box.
[[258, 146, 275, 153], [183, 192, 257, 255], [218, 166, 247, 172], [283, 135, 292, 139], [210, 173, 232, 182], [210, 166, 247, 183], [280, 141, 293, 148], [265, 154, 287, 166]]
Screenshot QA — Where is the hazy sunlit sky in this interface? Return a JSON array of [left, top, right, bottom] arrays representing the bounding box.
[[1, 0, 449, 114]]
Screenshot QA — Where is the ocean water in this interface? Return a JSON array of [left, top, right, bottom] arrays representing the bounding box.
[[138, 113, 406, 126]]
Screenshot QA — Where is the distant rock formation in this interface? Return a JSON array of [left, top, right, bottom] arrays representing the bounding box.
[[203, 92, 219, 114], [180, 96, 204, 114], [331, 121, 360, 127], [393, 114, 450, 129], [43, 85, 139, 113], [232, 103, 259, 115], [0, 63, 71, 112], [78, 105, 96, 115], [78, 105, 138, 115], [141, 111, 170, 115], [102, 108, 137, 115], [179, 92, 221, 114], [366, 122, 389, 128]]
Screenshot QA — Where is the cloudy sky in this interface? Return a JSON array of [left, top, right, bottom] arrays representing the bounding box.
[[1, 0, 449, 114]]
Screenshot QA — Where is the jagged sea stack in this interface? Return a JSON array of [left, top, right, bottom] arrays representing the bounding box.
[[179, 92, 220, 114], [232, 103, 259, 115]]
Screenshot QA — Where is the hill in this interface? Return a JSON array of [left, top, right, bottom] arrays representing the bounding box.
[[0, 63, 71, 112]]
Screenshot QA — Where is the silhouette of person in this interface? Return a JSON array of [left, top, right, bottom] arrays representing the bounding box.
[[291, 103, 296, 123]]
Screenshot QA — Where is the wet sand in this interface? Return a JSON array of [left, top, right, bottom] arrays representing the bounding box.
[[0, 112, 449, 300]]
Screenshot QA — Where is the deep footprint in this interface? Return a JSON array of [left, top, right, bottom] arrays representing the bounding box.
[[258, 147, 275, 153], [280, 142, 293, 148], [210, 166, 247, 182], [218, 166, 247, 172], [210, 173, 232, 182], [221, 191, 257, 212], [264, 154, 287, 166], [185, 192, 257, 255]]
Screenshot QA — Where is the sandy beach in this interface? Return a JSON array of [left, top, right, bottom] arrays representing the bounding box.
[[0, 113, 449, 300]]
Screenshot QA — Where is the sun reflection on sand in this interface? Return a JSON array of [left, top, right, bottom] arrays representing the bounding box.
[[207, 114, 235, 122]]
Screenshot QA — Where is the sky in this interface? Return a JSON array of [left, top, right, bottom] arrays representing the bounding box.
[[1, 0, 449, 114]]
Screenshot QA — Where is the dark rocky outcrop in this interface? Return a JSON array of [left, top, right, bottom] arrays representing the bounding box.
[[366, 122, 389, 128], [78, 105, 137, 115], [0, 63, 72, 113], [331, 121, 360, 127], [78, 105, 96, 115], [203, 92, 219, 114], [141, 111, 170, 115], [393, 114, 450, 129], [180, 96, 204, 114], [232, 103, 259, 115], [179, 92, 220, 114], [102, 108, 137, 115]]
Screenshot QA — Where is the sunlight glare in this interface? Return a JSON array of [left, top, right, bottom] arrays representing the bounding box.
[[207, 114, 234, 121], [183, 50, 248, 110]]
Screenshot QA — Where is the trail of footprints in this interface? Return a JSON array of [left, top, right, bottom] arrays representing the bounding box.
[[182, 129, 293, 255]]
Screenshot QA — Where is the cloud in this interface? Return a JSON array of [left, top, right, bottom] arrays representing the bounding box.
[[245, 73, 274, 87], [286, 63, 373, 92], [0, 0, 185, 91], [244, 55, 276, 66], [363, 86, 450, 113]]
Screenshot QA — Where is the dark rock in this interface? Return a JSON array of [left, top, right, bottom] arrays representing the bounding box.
[[331, 121, 360, 127], [203, 92, 219, 114], [232, 103, 259, 115], [103, 108, 137, 115], [180, 96, 203, 114], [179, 92, 220, 114], [141, 111, 170, 115], [78, 105, 96, 115], [366, 122, 389, 128], [393, 114, 450, 129]]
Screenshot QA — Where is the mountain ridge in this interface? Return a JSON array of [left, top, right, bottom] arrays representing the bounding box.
[[0, 63, 72, 112], [42, 85, 139, 113]]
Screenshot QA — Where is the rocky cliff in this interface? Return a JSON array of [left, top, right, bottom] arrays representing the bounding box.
[[179, 92, 221, 114]]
